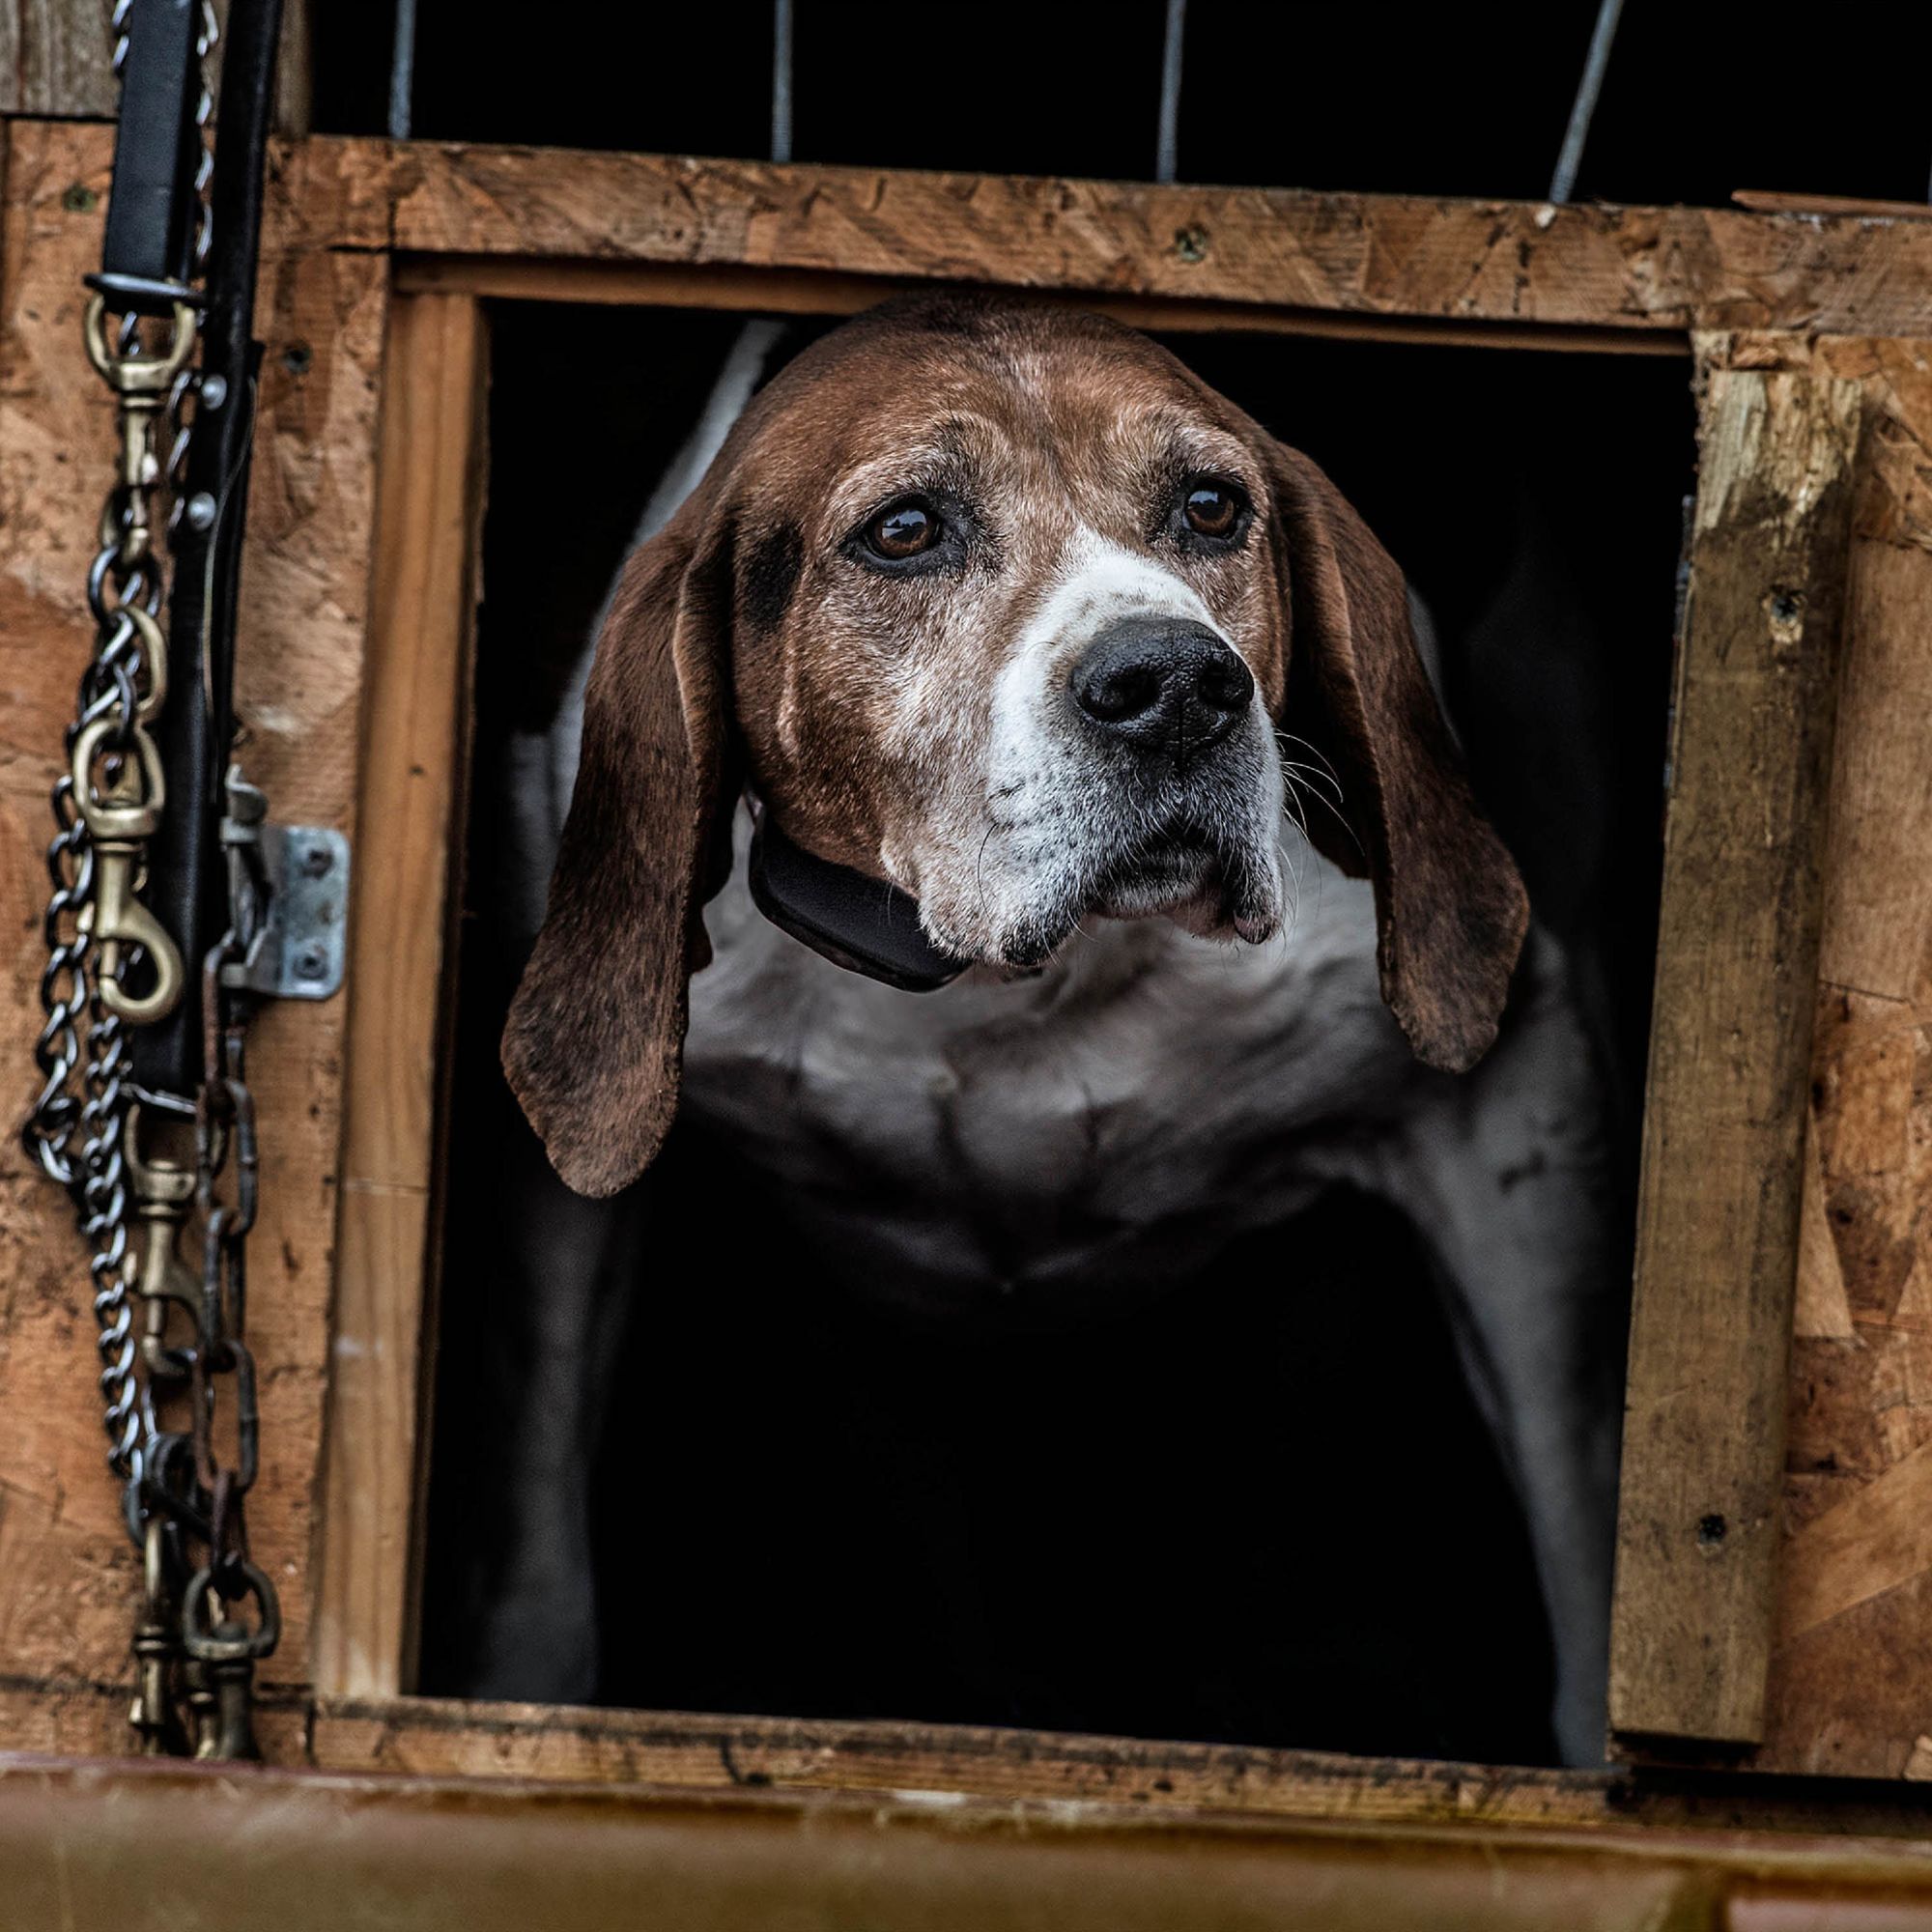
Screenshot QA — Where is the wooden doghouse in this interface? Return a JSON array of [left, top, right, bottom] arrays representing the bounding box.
[[10, 79, 1932, 1919]]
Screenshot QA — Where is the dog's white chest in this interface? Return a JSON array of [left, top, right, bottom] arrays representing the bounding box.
[[679, 828, 1414, 1311]]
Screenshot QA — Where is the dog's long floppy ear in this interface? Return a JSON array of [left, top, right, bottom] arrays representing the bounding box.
[[501, 490, 736, 1197], [1268, 441, 1528, 1073]]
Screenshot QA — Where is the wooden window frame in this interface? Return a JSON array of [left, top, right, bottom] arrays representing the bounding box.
[[9, 121, 1932, 1818]]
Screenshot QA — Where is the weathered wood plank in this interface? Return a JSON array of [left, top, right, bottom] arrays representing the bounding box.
[[24, 123, 1932, 342], [1608, 355, 1862, 1747], [291, 1695, 1932, 1841], [0, 117, 385, 1701], [19, 1668, 1932, 1846], [1698, 334, 1932, 1779], [0, 3, 313, 130], [312, 290, 486, 1702], [0, 0, 116, 119], [377, 142, 1932, 340]]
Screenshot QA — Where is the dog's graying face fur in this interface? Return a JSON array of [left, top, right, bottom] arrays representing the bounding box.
[[732, 310, 1293, 969], [505, 295, 1530, 1197]]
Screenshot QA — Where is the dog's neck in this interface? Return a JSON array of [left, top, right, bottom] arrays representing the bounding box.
[[747, 807, 967, 994]]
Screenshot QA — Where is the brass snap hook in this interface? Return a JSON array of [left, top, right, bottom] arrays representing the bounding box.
[[83, 295, 199, 396], [84, 860, 185, 1026], [71, 719, 185, 1026], [128, 1103, 201, 1380], [71, 713, 166, 841], [181, 1558, 280, 1664], [181, 1560, 280, 1763]]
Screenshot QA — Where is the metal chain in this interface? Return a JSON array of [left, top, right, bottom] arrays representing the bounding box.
[[23, 0, 276, 1759], [29, 0, 217, 1226], [23, 298, 200, 1487], [177, 793, 280, 1759]]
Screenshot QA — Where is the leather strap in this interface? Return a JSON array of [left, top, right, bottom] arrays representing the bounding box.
[[748, 811, 966, 993], [96, 0, 202, 309], [133, 0, 284, 1096]]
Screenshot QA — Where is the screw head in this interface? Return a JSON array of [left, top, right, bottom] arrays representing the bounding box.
[[294, 945, 328, 981], [185, 492, 217, 531], [299, 842, 332, 879], [199, 374, 228, 411]]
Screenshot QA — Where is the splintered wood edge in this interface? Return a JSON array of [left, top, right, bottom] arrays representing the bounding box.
[[1609, 351, 1864, 1748]]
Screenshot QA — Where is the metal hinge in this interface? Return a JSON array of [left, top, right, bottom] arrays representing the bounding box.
[[218, 810, 351, 1002]]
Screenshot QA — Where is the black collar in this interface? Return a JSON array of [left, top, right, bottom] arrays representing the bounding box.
[[747, 809, 967, 993]]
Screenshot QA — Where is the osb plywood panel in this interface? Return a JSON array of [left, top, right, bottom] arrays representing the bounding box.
[[0, 118, 384, 1719], [1705, 334, 1932, 1777], [379, 143, 1932, 341]]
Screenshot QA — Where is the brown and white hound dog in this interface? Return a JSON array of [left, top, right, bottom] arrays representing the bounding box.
[[499, 295, 1620, 1763]]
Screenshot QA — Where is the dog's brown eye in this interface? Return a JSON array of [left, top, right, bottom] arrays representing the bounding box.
[[865, 499, 941, 560], [1182, 482, 1242, 539]]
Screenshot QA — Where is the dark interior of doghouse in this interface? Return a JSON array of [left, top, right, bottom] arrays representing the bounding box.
[[315, 0, 1932, 208], [413, 301, 1692, 1768]]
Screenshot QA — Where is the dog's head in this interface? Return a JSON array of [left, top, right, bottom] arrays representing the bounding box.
[[504, 296, 1527, 1196]]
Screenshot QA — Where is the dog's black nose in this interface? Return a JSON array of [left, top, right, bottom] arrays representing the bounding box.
[[1068, 618, 1255, 758]]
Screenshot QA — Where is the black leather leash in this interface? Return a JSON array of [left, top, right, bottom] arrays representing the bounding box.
[[93, 0, 204, 317], [126, 0, 284, 1097]]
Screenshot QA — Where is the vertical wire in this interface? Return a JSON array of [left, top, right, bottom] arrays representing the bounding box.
[[1155, 0, 1185, 185], [771, 0, 794, 164], [1548, 0, 1624, 204], [387, 0, 418, 140]]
